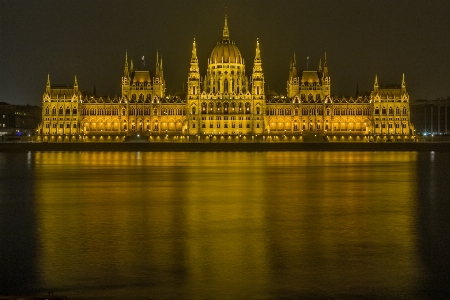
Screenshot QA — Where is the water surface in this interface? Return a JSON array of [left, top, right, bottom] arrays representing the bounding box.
[[1, 151, 449, 299]]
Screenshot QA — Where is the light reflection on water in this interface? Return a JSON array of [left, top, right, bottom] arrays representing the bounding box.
[[1, 151, 449, 299]]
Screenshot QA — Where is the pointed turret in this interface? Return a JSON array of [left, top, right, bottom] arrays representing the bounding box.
[[401, 73, 407, 94], [322, 51, 328, 79], [318, 58, 322, 73], [292, 52, 297, 78], [152, 51, 165, 98], [46, 74, 51, 94], [124, 50, 129, 77], [252, 38, 264, 96], [155, 51, 160, 77], [188, 37, 200, 96], [287, 52, 300, 98], [223, 11, 230, 41], [160, 55, 163, 79], [74, 75, 78, 93], [255, 38, 261, 60], [373, 74, 379, 94]]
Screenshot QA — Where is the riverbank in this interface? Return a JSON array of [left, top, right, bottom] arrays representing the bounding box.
[[1, 142, 450, 152]]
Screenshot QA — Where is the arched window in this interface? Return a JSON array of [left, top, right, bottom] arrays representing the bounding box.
[[59, 107, 63, 114], [192, 107, 196, 115], [224, 79, 228, 93], [45, 107, 50, 114], [257, 107, 261, 115], [52, 107, 56, 114]]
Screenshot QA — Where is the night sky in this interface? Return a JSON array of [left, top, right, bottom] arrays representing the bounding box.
[[1, 0, 449, 106]]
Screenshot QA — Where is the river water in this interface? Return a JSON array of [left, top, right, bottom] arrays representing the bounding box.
[[0, 151, 449, 299]]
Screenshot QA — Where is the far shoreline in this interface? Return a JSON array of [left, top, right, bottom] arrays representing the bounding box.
[[1, 142, 450, 152]]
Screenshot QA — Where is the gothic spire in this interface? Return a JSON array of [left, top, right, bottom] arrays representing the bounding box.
[[292, 52, 297, 78], [46, 74, 51, 93], [124, 50, 129, 77], [223, 10, 230, 41], [155, 51, 160, 77], [322, 51, 329, 78], [255, 38, 261, 60], [402, 73, 405, 87], [191, 37, 197, 59]]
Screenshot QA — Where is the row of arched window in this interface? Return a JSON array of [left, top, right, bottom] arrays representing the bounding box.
[[199, 102, 258, 114], [266, 107, 370, 116], [45, 107, 77, 115], [374, 107, 408, 115]]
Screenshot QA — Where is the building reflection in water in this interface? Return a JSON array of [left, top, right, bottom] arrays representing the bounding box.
[[30, 151, 427, 299]]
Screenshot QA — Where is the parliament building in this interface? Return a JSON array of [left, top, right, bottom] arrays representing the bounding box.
[[38, 15, 415, 143]]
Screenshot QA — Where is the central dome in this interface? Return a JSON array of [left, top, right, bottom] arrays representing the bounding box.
[[210, 40, 243, 64], [209, 13, 243, 65]]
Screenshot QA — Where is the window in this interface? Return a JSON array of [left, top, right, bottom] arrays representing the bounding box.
[[73, 124, 77, 128], [210, 123, 213, 128], [60, 124, 64, 128], [246, 123, 250, 128], [256, 123, 260, 128], [66, 124, 70, 128], [217, 123, 220, 128]]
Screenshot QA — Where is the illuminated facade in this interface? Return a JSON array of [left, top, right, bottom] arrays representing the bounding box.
[[38, 15, 415, 142]]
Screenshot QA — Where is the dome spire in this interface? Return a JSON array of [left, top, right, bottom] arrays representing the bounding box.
[[192, 37, 197, 59], [223, 8, 230, 41]]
